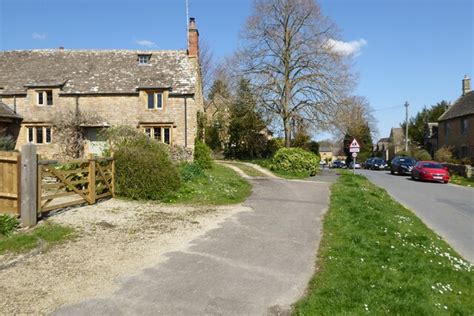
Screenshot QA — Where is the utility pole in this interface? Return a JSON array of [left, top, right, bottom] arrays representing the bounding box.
[[404, 101, 409, 152]]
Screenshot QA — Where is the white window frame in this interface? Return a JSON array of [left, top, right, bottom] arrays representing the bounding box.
[[143, 126, 172, 144], [37, 90, 53, 106], [138, 54, 151, 65], [146, 92, 164, 109], [27, 126, 53, 144]]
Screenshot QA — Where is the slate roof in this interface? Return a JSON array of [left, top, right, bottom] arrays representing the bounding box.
[[0, 50, 196, 95], [389, 128, 403, 144], [0, 101, 22, 119], [319, 146, 332, 153], [438, 91, 474, 121]]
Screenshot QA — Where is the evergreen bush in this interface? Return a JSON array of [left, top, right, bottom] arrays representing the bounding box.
[[194, 140, 213, 169], [271, 147, 320, 176], [179, 163, 205, 182], [0, 214, 18, 236], [114, 136, 180, 200], [413, 149, 432, 161]]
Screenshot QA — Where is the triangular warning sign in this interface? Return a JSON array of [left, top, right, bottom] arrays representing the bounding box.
[[349, 139, 360, 148]]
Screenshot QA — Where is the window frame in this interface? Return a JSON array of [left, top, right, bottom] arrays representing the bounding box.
[[37, 90, 53, 106], [461, 118, 468, 135], [138, 54, 151, 65], [142, 126, 172, 144], [146, 91, 164, 110], [27, 126, 53, 144]]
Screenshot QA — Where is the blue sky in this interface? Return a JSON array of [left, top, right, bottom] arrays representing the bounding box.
[[1, 0, 472, 141]]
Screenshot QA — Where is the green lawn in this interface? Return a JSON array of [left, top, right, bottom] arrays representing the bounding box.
[[294, 173, 473, 315], [249, 158, 313, 179], [0, 222, 75, 255], [450, 174, 474, 188], [163, 163, 251, 205]]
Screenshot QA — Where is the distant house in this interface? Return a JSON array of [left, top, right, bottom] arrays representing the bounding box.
[[0, 18, 203, 158], [319, 146, 333, 163], [373, 137, 389, 161], [388, 127, 404, 160], [438, 75, 473, 163]]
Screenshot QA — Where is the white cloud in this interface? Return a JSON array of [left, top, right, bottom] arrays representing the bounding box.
[[32, 32, 47, 40], [326, 38, 367, 56], [136, 39, 156, 48]]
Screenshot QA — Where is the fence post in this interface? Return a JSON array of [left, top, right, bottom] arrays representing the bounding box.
[[88, 154, 96, 204], [20, 144, 38, 227]]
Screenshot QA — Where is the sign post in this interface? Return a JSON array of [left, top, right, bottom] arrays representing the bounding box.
[[349, 139, 361, 174]]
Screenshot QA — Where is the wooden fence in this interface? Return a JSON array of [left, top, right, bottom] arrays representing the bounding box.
[[0, 145, 115, 226], [0, 151, 20, 215]]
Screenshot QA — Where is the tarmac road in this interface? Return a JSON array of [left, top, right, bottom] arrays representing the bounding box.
[[55, 173, 335, 315], [359, 169, 474, 263]]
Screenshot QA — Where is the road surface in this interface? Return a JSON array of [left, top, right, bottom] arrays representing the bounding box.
[[55, 173, 335, 315], [359, 169, 474, 263]]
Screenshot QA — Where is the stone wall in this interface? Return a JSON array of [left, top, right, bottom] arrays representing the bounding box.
[[443, 163, 472, 178], [438, 115, 474, 162]]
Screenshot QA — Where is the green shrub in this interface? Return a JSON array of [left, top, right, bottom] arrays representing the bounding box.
[[413, 148, 432, 161], [435, 146, 455, 163], [395, 150, 410, 157], [179, 163, 205, 182], [270, 147, 320, 176], [264, 138, 284, 157], [0, 215, 18, 236], [114, 136, 180, 200], [194, 140, 213, 169]]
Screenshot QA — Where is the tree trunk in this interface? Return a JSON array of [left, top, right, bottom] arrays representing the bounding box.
[[283, 117, 291, 147]]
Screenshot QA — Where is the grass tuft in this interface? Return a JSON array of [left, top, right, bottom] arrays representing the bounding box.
[[294, 173, 473, 315], [0, 222, 75, 255], [163, 163, 251, 205]]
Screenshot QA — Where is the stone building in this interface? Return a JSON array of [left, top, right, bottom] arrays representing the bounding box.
[[0, 18, 203, 158], [438, 75, 473, 163], [388, 127, 404, 160], [373, 137, 389, 161]]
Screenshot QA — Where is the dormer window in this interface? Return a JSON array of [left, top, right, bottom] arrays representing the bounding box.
[[138, 54, 151, 65], [37, 90, 53, 106], [147, 92, 163, 109]]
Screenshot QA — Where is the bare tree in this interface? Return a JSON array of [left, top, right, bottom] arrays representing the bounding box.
[[240, 0, 354, 146], [199, 40, 215, 102], [333, 95, 377, 138]]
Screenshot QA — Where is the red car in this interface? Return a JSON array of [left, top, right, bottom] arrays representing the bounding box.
[[411, 161, 450, 183]]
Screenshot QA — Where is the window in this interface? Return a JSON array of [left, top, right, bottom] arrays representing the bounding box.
[[143, 126, 171, 144], [461, 118, 468, 135], [138, 54, 151, 65], [37, 90, 53, 106], [146, 92, 164, 109], [27, 126, 52, 144], [444, 122, 450, 137]]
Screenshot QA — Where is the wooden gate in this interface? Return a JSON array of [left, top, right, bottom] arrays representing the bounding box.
[[38, 155, 115, 214], [0, 151, 20, 215]]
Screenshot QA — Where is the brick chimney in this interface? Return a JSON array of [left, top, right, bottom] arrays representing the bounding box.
[[462, 75, 471, 96], [187, 17, 199, 58]]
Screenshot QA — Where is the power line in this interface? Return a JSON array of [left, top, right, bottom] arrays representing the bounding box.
[[372, 105, 404, 112]]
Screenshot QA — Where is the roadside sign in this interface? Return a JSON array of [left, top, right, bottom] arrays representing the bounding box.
[[349, 138, 360, 149], [352, 152, 357, 158], [349, 147, 360, 153]]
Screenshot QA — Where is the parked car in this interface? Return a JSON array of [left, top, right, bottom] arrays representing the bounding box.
[[349, 161, 361, 169], [366, 158, 387, 170], [332, 160, 346, 168], [411, 161, 450, 183], [390, 157, 417, 175]]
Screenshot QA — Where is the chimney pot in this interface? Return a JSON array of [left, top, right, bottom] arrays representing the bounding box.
[[462, 75, 471, 96]]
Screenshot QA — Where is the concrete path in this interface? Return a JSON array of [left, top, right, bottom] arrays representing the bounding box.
[[360, 170, 474, 263], [55, 169, 335, 315]]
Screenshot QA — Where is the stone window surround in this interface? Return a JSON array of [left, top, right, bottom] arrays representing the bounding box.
[[141, 125, 173, 144], [26, 124, 52, 144], [146, 91, 164, 110], [37, 90, 53, 106], [138, 54, 151, 65]]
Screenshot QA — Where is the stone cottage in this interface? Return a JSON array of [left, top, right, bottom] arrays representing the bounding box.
[[0, 18, 203, 158], [437, 75, 473, 163]]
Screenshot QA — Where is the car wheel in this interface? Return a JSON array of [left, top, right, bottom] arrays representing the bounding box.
[[411, 175, 415, 180], [390, 169, 394, 175]]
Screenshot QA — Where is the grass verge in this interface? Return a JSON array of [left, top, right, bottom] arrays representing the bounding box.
[[250, 158, 313, 179], [163, 163, 251, 205], [225, 162, 266, 177], [0, 222, 75, 255], [450, 174, 474, 188], [294, 173, 473, 315]]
